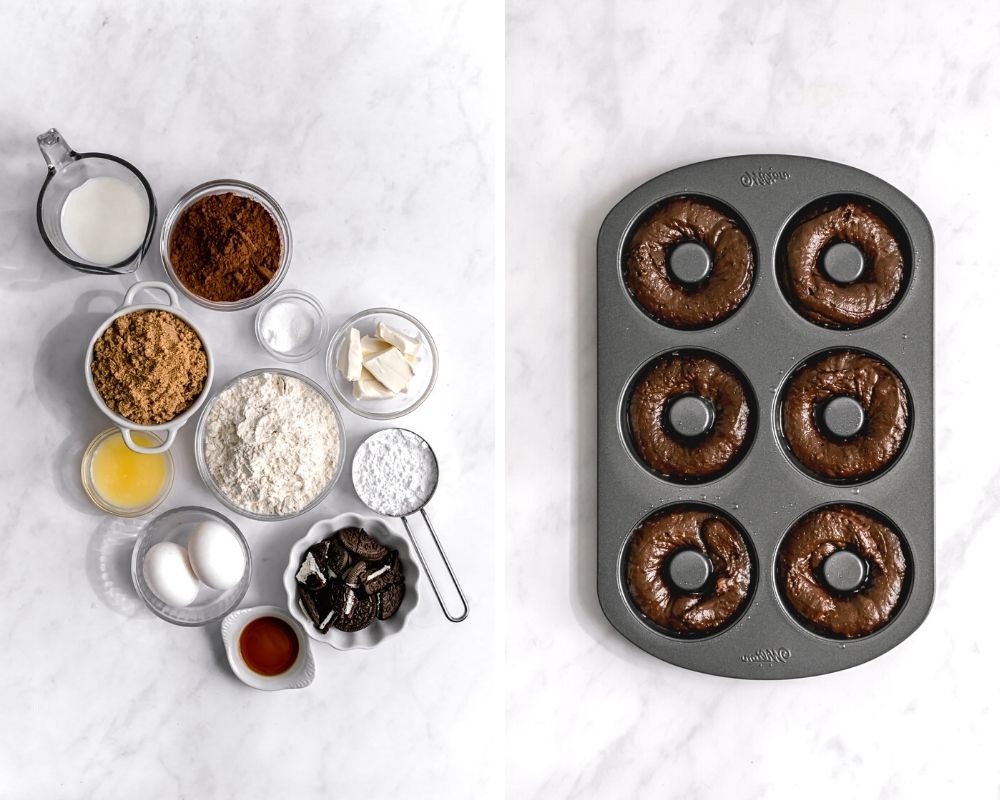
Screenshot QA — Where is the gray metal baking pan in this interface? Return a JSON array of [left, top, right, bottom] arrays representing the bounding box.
[[596, 155, 933, 679]]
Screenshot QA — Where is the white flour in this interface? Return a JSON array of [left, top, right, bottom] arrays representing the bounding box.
[[203, 372, 341, 516], [352, 429, 437, 516]]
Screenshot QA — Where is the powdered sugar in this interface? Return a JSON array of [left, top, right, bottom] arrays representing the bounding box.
[[203, 372, 341, 516], [352, 429, 437, 516]]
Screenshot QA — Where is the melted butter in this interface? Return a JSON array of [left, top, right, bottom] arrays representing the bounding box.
[[90, 432, 168, 509]]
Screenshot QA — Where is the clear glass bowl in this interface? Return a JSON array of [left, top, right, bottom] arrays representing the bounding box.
[[131, 506, 251, 626], [254, 289, 328, 362], [81, 428, 174, 516], [325, 307, 439, 420], [159, 179, 292, 311], [194, 368, 346, 521]]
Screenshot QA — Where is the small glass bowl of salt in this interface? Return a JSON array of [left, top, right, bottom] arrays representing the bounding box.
[[254, 290, 328, 362]]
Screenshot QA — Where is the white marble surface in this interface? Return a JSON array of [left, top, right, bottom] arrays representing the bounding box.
[[0, 3, 496, 798], [507, 1, 1000, 797]]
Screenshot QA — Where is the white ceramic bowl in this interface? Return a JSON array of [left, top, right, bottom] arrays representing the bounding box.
[[325, 307, 438, 420], [284, 512, 419, 650], [221, 605, 315, 691], [85, 280, 214, 454]]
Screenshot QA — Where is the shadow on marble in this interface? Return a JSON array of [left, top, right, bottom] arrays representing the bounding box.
[[203, 621, 243, 687], [0, 133, 85, 292], [570, 171, 679, 660], [85, 515, 146, 617], [37, 289, 126, 512]]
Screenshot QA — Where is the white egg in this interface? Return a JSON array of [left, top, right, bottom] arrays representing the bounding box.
[[186, 520, 246, 591], [143, 542, 200, 607]]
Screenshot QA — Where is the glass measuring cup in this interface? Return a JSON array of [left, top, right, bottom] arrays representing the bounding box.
[[36, 128, 157, 275], [352, 429, 468, 623]]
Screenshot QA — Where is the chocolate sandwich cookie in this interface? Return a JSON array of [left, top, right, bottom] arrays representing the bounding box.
[[341, 561, 367, 589], [326, 540, 352, 574], [365, 551, 402, 595], [328, 580, 377, 633], [377, 583, 405, 620], [339, 527, 388, 561], [295, 549, 327, 590], [298, 584, 335, 633]]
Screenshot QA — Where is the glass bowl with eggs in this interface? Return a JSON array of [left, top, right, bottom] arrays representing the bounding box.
[[132, 506, 251, 626]]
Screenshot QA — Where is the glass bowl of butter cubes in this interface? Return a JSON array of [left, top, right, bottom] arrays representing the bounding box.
[[326, 307, 439, 420]]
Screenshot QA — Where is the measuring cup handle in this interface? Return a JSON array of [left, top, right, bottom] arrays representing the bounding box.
[[402, 510, 469, 623], [120, 427, 175, 455], [37, 128, 77, 172], [122, 280, 179, 309]]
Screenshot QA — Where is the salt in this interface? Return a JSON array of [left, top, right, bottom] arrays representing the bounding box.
[[352, 429, 438, 516], [260, 300, 315, 353]]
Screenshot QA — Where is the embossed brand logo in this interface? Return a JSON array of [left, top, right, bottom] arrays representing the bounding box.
[[740, 168, 790, 188], [741, 647, 791, 664]]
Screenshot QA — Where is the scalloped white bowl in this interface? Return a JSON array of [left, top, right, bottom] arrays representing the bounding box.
[[284, 512, 420, 650]]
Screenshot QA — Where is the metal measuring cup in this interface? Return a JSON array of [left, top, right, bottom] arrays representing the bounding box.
[[352, 428, 468, 623]]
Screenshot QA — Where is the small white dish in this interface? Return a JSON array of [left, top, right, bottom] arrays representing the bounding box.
[[221, 605, 315, 691], [284, 512, 420, 650]]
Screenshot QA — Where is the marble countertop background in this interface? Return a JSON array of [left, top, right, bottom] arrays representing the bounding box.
[[507, 1, 1000, 797], [0, 2, 496, 798]]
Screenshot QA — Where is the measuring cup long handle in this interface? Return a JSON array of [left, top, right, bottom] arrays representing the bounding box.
[[402, 510, 469, 623]]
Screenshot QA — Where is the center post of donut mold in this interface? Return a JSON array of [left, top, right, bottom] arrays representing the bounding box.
[[668, 241, 713, 285], [820, 549, 869, 595], [664, 394, 716, 440], [821, 241, 866, 284], [819, 395, 866, 440], [665, 549, 714, 594]]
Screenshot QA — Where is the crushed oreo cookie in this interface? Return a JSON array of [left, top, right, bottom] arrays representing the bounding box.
[[296, 526, 405, 633]]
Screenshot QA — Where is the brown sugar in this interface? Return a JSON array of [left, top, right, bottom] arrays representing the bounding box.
[[91, 310, 208, 425], [168, 192, 282, 303]]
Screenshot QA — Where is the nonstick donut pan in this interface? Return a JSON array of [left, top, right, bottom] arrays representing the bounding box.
[[596, 155, 933, 679]]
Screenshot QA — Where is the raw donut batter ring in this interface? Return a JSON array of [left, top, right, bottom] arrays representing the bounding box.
[[782, 350, 909, 481], [783, 201, 907, 328], [626, 506, 752, 636], [629, 352, 752, 481], [778, 505, 908, 639], [625, 197, 754, 329]]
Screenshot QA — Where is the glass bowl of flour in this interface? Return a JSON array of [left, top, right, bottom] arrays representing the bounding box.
[[194, 368, 346, 521]]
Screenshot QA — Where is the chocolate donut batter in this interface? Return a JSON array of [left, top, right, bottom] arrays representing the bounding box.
[[779, 505, 908, 638], [782, 350, 909, 481], [784, 201, 907, 328], [626, 507, 752, 635], [626, 197, 754, 329], [629, 353, 751, 481]]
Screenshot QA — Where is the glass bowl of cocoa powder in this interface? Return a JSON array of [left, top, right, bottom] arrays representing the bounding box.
[[160, 179, 292, 311]]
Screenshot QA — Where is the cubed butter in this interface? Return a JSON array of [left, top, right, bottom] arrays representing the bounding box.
[[363, 346, 414, 393], [345, 328, 363, 381], [376, 321, 422, 357], [360, 335, 392, 356], [353, 368, 396, 400]]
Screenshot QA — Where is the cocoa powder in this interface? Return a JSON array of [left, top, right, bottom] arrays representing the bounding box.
[[91, 310, 208, 425], [168, 192, 282, 302]]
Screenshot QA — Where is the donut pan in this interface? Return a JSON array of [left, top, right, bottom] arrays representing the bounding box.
[[596, 155, 933, 679]]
